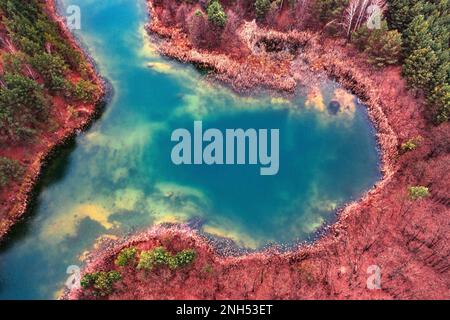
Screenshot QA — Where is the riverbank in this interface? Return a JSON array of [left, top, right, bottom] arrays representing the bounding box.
[[0, 0, 105, 241], [67, 1, 449, 299]]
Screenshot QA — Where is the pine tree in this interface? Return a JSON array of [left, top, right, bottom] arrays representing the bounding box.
[[429, 83, 450, 124], [310, 0, 349, 25], [255, 0, 272, 18], [386, 0, 422, 32], [366, 28, 402, 67], [403, 15, 432, 57], [206, 0, 227, 27], [403, 47, 439, 92], [352, 21, 402, 68]]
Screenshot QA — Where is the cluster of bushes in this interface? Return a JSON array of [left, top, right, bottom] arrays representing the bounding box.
[[400, 136, 422, 153], [80, 246, 196, 296], [0, 0, 97, 143], [0, 156, 24, 188], [137, 247, 196, 271], [80, 271, 121, 297], [408, 186, 430, 200], [310, 0, 349, 27], [0, 71, 49, 141], [114, 247, 137, 267], [115, 245, 196, 271], [352, 21, 402, 68]]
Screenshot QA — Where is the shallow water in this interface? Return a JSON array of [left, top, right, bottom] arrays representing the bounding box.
[[0, 0, 380, 299]]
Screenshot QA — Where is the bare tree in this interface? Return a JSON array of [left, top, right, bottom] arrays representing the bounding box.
[[342, 0, 387, 38], [354, 0, 369, 31], [344, 0, 359, 39]]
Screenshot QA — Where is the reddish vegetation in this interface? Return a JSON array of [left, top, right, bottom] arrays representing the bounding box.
[[66, 0, 450, 300], [0, 1, 104, 240]]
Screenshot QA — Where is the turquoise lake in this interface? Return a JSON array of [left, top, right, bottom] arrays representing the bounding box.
[[0, 0, 380, 299]]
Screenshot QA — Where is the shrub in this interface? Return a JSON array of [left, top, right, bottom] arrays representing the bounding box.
[[137, 247, 196, 271], [137, 247, 171, 271], [0, 157, 24, 188], [298, 262, 316, 286], [115, 247, 137, 267], [408, 186, 430, 200], [400, 136, 422, 153], [80, 271, 122, 296], [202, 264, 214, 275], [30, 53, 68, 91], [66, 79, 97, 103], [255, 0, 271, 18], [207, 0, 227, 27], [352, 22, 402, 68], [174, 249, 196, 267], [428, 83, 450, 124]]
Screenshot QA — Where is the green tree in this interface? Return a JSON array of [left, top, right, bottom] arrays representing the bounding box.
[[352, 22, 402, 67], [115, 247, 137, 267], [408, 186, 430, 200], [386, 0, 422, 33], [255, 0, 272, 18], [80, 271, 122, 296], [174, 249, 196, 268], [352, 25, 371, 51], [207, 0, 227, 27], [310, 0, 348, 25], [2, 73, 46, 113], [30, 53, 68, 92], [137, 247, 196, 271], [403, 15, 432, 57], [429, 83, 450, 123], [0, 157, 24, 188], [66, 79, 98, 103], [137, 247, 171, 271], [403, 47, 439, 92], [365, 27, 402, 67]]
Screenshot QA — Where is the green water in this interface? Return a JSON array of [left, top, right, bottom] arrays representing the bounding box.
[[0, 0, 380, 299]]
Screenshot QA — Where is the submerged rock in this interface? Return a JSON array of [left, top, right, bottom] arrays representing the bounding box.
[[328, 100, 340, 115]]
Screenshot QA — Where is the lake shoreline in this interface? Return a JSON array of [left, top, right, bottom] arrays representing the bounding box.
[[65, 1, 450, 299], [0, 0, 107, 242]]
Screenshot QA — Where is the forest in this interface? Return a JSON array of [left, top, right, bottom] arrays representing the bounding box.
[[168, 0, 449, 123], [0, 0, 97, 189]]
